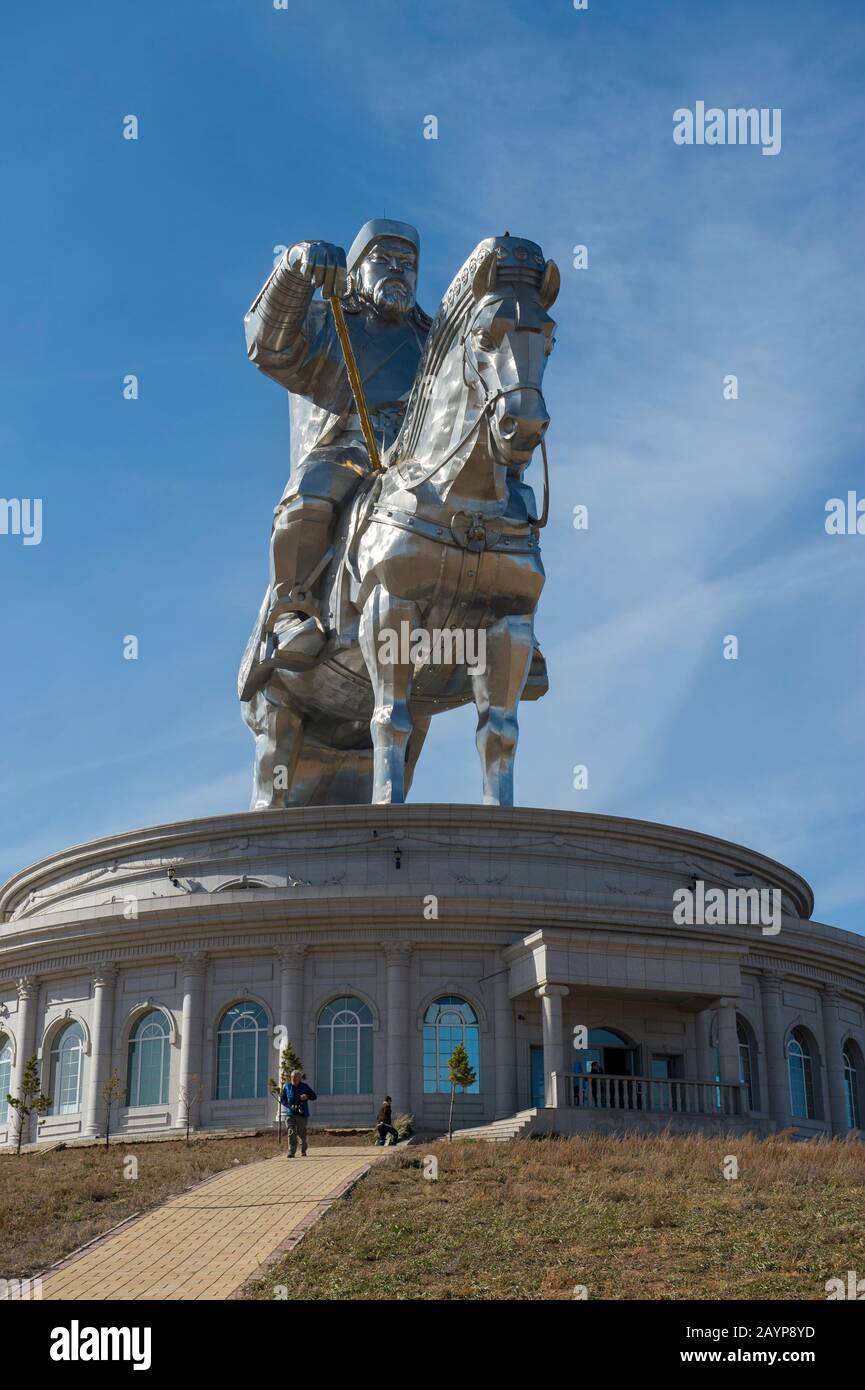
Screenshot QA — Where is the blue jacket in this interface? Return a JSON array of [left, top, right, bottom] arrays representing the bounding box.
[[281, 1081, 317, 1117]]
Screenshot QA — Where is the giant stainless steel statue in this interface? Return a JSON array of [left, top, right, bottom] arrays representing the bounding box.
[[239, 222, 559, 808]]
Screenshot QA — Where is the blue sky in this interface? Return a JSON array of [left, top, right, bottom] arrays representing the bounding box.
[[0, 0, 862, 931]]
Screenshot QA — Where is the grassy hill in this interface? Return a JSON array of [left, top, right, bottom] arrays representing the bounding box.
[[243, 1132, 865, 1300], [5, 1129, 863, 1299]]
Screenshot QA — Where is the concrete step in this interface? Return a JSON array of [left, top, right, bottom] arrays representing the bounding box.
[[454, 1108, 540, 1142]]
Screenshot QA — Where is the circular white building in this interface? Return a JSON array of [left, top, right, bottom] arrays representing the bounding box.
[[1, 805, 863, 1145]]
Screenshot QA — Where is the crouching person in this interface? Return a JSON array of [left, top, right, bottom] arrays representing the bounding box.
[[376, 1096, 399, 1147], [282, 1069, 317, 1157]]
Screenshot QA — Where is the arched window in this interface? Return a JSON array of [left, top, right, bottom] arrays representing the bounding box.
[[0, 1034, 12, 1118], [423, 996, 480, 1095], [737, 1018, 757, 1110], [787, 1027, 815, 1120], [316, 997, 373, 1095], [843, 1045, 861, 1130], [49, 1021, 85, 1114], [216, 1002, 269, 1100], [127, 1011, 171, 1107]]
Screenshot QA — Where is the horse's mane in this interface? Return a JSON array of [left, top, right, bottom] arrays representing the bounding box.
[[385, 238, 497, 468]]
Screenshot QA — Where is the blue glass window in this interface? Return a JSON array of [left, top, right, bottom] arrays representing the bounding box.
[[127, 1010, 171, 1107], [423, 996, 479, 1094], [787, 1028, 815, 1120], [216, 1002, 269, 1099], [0, 1034, 13, 1118], [317, 997, 373, 1095], [843, 1046, 861, 1129], [49, 1022, 85, 1114]]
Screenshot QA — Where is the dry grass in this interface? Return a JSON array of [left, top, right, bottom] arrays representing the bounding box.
[[243, 1132, 865, 1301], [0, 1128, 374, 1280]]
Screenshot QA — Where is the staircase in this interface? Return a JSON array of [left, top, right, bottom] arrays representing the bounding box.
[[453, 1108, 539, 1142]]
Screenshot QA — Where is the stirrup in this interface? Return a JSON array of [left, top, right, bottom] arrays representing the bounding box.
[[264, 589, 318, 633], [270, 614, 328, 672]]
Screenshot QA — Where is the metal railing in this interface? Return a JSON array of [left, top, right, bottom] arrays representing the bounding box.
[[551, 1072, 745, 1117]]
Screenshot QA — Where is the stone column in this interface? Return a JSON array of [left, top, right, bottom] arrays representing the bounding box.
[[385, 944, 412, 1116], [715, 998, 741, 1115], [820, 987, 850, 1136], [695, 1007, 717, 1080], [10, 975, 39, 1145], [535, 984, 569, 1108], [177, 953, 208, 1132], [83, 965, 118, 1137], [695, 1006, 719, 1113], [493, 960, 517, 1118], [277, 946, 307, 1073], [759, 972, 790, 1130]]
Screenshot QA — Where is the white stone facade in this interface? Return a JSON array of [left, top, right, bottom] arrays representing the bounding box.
[[0, 806, 863, 1145]]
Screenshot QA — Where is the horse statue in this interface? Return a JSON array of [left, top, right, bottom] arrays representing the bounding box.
[[239, 234, 559, 807]]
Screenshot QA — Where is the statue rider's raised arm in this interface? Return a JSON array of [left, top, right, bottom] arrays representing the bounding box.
[[244, 241, 347, 392]]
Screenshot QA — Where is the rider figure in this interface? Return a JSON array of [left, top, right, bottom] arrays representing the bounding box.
[[244, 219, 431, 669]]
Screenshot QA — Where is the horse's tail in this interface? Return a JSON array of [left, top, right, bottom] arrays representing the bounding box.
[[237, 587, 273, 703]]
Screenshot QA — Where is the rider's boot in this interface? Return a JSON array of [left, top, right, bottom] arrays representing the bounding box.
[[266, 496, 335, 671]]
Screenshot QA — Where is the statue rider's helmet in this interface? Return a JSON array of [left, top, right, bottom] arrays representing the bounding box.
[[347, 219, 420, 321]]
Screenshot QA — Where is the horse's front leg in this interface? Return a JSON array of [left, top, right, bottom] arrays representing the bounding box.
[[471, 613, 534, 806], [358, 586, 420, 804]]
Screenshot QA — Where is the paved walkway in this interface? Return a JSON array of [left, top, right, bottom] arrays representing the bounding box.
[[41, 1147, 382, 1301]]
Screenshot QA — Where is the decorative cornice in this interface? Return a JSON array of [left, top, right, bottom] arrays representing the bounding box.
[[749, 954, 862, 991], [3, 922, 865, 1005], [5, 895, 850, 961]]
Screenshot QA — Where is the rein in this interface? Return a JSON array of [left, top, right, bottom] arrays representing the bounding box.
[[393, 378, 550, 529]]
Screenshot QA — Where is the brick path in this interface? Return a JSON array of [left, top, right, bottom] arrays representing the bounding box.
[[40, 1147, 382, 1301]]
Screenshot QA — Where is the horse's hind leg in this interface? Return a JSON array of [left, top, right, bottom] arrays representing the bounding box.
[[358, 586, 420, 804], [242, 684, 304, 810], [471, 614, 534, 806]]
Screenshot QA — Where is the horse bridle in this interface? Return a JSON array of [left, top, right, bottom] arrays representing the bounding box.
[[392, 329, 551, 528]]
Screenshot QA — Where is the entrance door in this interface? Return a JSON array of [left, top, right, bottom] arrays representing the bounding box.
[[604, 1046, 631, 1076], [530, 1045, 545, 1108]]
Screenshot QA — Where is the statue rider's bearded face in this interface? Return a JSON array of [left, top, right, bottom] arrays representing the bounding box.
[[355, 237, 418, 321]]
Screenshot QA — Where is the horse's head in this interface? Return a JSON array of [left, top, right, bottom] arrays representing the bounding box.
[[464, 237, 560, 468]]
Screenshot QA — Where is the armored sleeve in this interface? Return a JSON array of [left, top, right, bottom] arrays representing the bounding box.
[[244, 246, 316, 386]]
